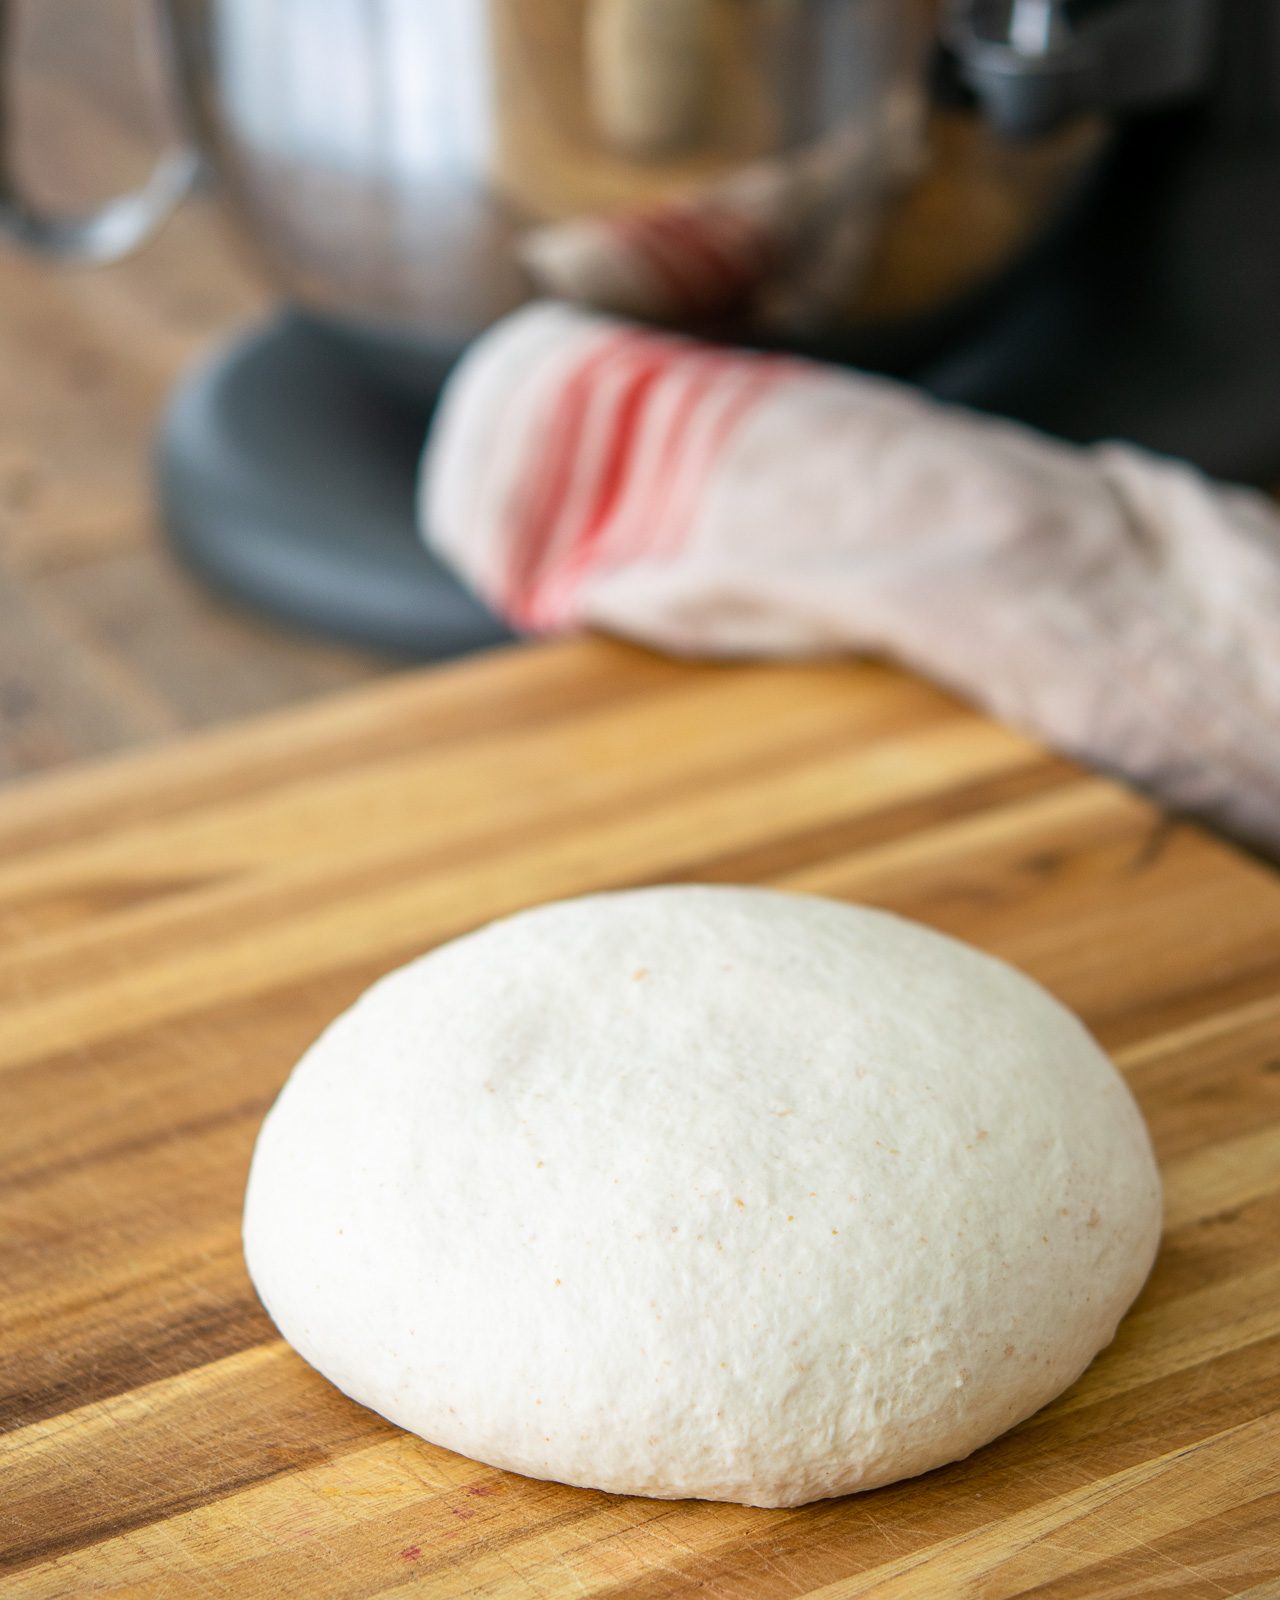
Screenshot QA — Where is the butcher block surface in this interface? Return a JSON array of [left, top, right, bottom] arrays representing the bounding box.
[[2, 636, 1279, 1599]]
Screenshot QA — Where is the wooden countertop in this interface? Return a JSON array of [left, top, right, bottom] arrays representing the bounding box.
[[2, 635, 1279, 1597]]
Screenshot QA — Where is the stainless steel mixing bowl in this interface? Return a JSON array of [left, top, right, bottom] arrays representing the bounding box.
[[0, 0, 1216, 379]]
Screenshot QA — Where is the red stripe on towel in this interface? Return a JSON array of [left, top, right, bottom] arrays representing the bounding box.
[[522, 350, 677, 626], [533, 345, 740, 622], [641, 357, 794, 568], [542, 348, 802, 622], [501, 329, 648, 621], [508, 325, 808, 628]]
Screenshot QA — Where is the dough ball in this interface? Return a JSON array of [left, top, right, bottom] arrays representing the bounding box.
[[244, 886, 1161, 1507]]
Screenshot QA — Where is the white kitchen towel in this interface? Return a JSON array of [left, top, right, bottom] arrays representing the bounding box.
[[420, 301, 1280, 854]]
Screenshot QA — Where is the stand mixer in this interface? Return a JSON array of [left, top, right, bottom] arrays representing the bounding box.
[[3, 0, 1276, 657]]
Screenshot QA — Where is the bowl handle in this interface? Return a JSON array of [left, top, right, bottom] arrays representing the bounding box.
[[0, 0, 199, 263]]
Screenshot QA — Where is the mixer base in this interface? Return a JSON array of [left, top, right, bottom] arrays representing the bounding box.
[[156, 314, 512, 658]]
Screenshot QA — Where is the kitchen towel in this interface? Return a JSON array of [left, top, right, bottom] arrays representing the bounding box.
[[420, 301, 1280, 855]]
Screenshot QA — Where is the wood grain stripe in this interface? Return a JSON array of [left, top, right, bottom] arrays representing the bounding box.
[[0, 719, 1036, 1072], [0, 671, 955, 979], [805, 1414, 1280, 1599], [0, 640, 697, 864]]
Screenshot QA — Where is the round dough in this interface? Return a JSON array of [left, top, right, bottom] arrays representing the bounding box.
[[243, 886, 1161, 1507]]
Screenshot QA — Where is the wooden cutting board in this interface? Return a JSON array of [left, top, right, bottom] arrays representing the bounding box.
[[3, 637, 1279, 1599]]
